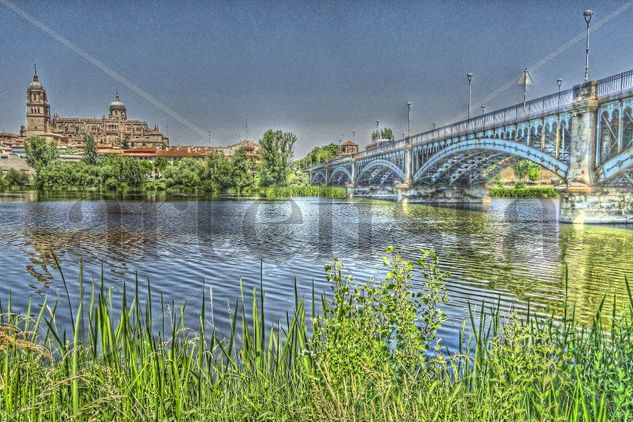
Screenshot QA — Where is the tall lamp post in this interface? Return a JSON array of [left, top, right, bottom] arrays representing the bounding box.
[[584, 10, 593, 81], [467, 73, 474, 119], [518, 68, 534, 112], [556, 78, 563, 158], [407, 102, 411, 138]]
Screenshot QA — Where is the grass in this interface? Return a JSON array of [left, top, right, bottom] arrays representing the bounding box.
[[259, 185, 348, 199], [0, 249, 632, 420], [489, 184, 558, 198]]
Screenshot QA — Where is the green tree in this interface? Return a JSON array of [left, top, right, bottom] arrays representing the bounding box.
[[154, 157, 168, 178], [513, 160, 541, 181], [259, 129, 296, 187], [83, 135, 98, 165], [25, 137, 59, 172], [121, 138, 130, 150], [231, 147, 257, 193]]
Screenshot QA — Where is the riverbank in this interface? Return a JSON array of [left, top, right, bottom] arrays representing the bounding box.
[[1, 249, 631, 420]]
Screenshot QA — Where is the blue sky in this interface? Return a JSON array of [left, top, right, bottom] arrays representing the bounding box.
[[1, 0, 632, 155]]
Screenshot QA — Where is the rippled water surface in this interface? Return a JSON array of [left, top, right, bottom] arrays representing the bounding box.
[[1, 192, 632, 350]]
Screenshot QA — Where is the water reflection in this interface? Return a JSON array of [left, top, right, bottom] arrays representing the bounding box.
[[0, 193, 632, 343]]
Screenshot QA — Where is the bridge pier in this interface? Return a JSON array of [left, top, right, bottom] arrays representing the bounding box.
[[559, 188, 633, 223]]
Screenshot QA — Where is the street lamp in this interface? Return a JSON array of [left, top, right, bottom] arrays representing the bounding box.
[[481, 105, 486, 115], [518, 68, 534, 112], [584, 10, 593, 81], [556, 78, 563, 159], [467, 73, 474, 119], [433, 122, 436, 130], [556, 78, 563, 110], [407, 102, 412, 137]]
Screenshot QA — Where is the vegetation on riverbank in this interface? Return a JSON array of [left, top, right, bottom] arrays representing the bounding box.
[[2, 132, 346, 198], [489, 183, 558, 198], [1, 248, 632, 420], [259, 185, 347, 198]]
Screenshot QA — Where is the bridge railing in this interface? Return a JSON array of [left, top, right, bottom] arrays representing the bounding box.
[[410, 88, 574, 146], [597, 69, 633, 97]]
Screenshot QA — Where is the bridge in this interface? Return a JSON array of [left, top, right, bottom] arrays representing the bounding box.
[[307, 69, 633, 223]]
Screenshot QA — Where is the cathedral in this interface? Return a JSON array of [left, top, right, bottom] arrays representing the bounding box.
[[23, 68, 169, 148]]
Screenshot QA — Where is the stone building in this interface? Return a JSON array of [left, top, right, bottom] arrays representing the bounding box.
[[340, 140, 359, 156], [24, 68, 169, 148]]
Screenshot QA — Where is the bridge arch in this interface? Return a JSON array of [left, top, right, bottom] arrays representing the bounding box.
[[311, 170, 327, 185], [357, 159, 405, 185], [328, 166, 352, 185], [412, 138, 569, 186]]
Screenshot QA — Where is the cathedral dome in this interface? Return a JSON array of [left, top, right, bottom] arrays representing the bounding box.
[[109, 93, 126, 110]]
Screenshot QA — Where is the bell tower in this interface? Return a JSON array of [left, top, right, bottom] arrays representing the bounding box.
[[26, 65, 51, 138]]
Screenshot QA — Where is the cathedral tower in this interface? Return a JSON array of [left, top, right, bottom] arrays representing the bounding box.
[[109, 91, 127, 120], [25, 65, 51, 138]]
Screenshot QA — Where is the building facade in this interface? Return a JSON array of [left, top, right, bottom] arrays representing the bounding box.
[[24, 69, 169, 148]]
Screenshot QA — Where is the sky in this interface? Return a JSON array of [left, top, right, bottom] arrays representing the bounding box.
[[1, 0, 633, 156]]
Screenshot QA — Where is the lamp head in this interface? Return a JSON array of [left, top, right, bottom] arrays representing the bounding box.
[[467, 73, 473, 82], [584, 10, 593, 23], [557, 78, 563, 88]]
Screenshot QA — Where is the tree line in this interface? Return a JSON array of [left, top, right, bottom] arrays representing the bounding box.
[[3, 129, 302, 193]]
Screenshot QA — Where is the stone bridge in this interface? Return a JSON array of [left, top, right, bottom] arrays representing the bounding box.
[[307, 69, 633, 223]]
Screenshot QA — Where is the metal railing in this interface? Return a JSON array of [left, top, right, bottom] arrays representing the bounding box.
[[597, 69, 633, 97], [410, 88, 574, 145]]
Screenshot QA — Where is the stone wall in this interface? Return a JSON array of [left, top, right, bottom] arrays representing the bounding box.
[[559, 188, 633, 223]]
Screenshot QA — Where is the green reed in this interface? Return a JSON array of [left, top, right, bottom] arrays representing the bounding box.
[[489, 185, 558, 198], [0, 250, 632, 420], [259, 185, 348, 199]]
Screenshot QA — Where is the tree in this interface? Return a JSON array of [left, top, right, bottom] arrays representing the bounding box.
[[231, 147, 257, 193], [121, 138, 130, 150], [370, 128, 395, 141], [83, 135, 98, 165], [25, 137, 59, 172], [154, 157, 168, 178], [513, 160, 541, 181], [259, 129, 296, 187]]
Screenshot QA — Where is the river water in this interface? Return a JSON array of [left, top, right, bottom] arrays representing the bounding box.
[[1, 192, 632, 351]]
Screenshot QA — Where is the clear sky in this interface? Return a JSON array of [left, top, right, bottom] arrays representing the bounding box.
[[1, 0, 632, 156]]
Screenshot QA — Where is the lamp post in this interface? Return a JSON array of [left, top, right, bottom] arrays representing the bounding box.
[[481, 105, 486, 115], [518, 68, 534, 112], [557, 78, 563, 110], [584, 10, 593, 81], [556, 78, 563, 158], [433, 122, 436, 130], [467, 73, 473, 119], [407, 102, 411, 137]]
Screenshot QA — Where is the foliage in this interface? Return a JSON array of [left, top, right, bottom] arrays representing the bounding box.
[[297, 143, 340, 168], [260, 185, 347, 199], [1, 251, 632, 420], [513, 159, 541, 181], [259, 129, 296, 186], [82, 135, 98, 165], [121, 138, 130, 150], [489, 185, 558, 198], [0, 169, 31, 191], [314, 247, 447, 387], [371, 127, 395, 141], [24, 136, 59, 172], [231, 147, 257, 193], [35, 155, 150, 190]]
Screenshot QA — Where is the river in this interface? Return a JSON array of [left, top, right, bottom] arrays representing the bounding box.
[[1, 192, 632, 351]]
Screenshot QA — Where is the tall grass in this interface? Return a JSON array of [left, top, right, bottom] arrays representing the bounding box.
[[259, 185, 348, 199], [1, 250, 632, 420], [489, 185, 558, 198]]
